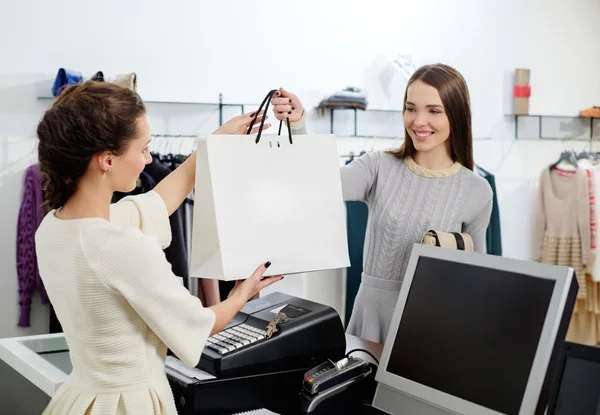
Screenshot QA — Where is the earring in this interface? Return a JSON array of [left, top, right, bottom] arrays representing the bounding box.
[[106, 168, 112, 174]]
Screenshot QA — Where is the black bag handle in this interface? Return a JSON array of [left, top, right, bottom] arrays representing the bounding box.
[[426, 230, 466, 250], [451, 232, 466, 250], [246, 89, 293, 144], [427, 230, 442, 247]]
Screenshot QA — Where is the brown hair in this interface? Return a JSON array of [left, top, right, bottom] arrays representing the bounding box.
[[387, 63, 474, 170], [37, 81, 146, 212]]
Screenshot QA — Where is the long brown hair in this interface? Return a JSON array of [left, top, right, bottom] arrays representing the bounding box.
[[387, 63, 474, 170], [37, 81, 146, 213]]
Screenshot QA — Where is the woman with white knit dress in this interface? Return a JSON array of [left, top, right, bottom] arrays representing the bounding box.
[[273, 64, 493, 344], [35, 81, 283, 415]]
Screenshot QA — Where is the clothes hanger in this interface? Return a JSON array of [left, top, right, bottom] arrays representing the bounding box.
[[549, 149, 578, 171], [577, 150, 596, 161]]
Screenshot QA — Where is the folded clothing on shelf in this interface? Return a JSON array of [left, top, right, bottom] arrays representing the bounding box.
[[317, 99, 367, 111], [580, 106, 600, 118], [51, 68, 83, 97], [318, 86, 369, 110], [91, 71, 104, 81], [50, 69, 138, 95], [113, 72, 137, 91]]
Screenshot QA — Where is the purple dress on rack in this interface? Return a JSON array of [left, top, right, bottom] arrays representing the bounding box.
[[16, 164, 49, 327]]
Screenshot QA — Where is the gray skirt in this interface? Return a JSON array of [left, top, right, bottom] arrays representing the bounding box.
[[346, 273, 403, 344]]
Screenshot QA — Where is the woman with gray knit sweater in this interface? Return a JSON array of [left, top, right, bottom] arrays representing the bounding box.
[[272, 64, 493, 344]]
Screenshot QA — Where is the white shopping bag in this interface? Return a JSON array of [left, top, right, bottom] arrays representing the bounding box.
[[190, 91, 350, 280]]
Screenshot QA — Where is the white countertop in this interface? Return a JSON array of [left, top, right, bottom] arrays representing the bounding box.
[[0, 332, 69, 397]]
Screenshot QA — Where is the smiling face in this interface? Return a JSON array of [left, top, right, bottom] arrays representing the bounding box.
[[392, 64, 475, 171], [403, 80, 451, 156]]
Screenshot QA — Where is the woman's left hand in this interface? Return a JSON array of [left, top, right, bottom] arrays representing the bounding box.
[[212, 111, 270, 135]]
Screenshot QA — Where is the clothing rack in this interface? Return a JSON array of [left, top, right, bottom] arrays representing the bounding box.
[[150, 134, 198, 155]]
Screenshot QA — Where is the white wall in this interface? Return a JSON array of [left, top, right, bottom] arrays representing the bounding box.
[[0, 0, 599, 338]]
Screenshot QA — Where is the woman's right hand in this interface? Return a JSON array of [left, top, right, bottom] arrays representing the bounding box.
[[228, 262, 283, 303]]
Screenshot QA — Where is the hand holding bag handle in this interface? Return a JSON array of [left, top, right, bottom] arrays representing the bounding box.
[[246, 89, 293, 145]]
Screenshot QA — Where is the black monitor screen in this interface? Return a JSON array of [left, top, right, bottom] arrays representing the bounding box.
[[386, 256, 555, 415], [553, 356, 600, 414]]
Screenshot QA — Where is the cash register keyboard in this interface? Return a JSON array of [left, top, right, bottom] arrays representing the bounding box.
[[206, 323, 268, 355]]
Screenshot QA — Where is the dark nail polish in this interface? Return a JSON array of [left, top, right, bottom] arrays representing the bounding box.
[[292, 107, 296, 110], [265, 261, 271, 268], [289, 99, 292, 103], [288, 111, 292, 114], [250, 112, 256, 117]]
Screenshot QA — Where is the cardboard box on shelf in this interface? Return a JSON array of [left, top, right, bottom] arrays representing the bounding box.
[[514, 97, 529, 115], [513, 68, 531, 115], [515, 68, 530, 86]]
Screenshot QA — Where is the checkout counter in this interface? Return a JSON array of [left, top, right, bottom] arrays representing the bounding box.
[[0, 293, 382, 415], [1, 242, 590, 415]]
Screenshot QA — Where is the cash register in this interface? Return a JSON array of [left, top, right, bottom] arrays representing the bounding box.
[[198, 292, 346, 378], [167, 292, 347, 414]]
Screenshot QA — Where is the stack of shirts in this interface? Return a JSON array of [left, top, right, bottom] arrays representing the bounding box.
[[318, 87, 368, 111]]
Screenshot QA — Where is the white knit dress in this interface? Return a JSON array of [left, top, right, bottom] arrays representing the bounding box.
[[35, 191, 215, 415]]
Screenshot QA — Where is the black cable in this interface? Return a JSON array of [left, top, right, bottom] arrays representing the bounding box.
[[345, 348, 379, 365]]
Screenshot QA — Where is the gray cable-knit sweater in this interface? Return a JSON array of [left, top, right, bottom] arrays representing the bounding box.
[[340, 151, 492, 343], [292, 121, 493, 344]]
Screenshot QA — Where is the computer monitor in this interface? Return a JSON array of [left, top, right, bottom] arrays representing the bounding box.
[[372, 243, 578, 415], [547, 341, 600, 414]]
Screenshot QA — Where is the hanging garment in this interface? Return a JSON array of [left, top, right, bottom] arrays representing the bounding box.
[[579, 159, 600, 280], [16, 164, 49, 327], [344, 199, 368, 327], [568, 159, 600, 345], [476, 165, 503, 256], [534, 166, 591, 300], [49, 304, 62, 333]]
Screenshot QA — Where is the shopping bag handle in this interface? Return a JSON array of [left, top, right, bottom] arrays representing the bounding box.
[[246, 89, 293, 145]]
